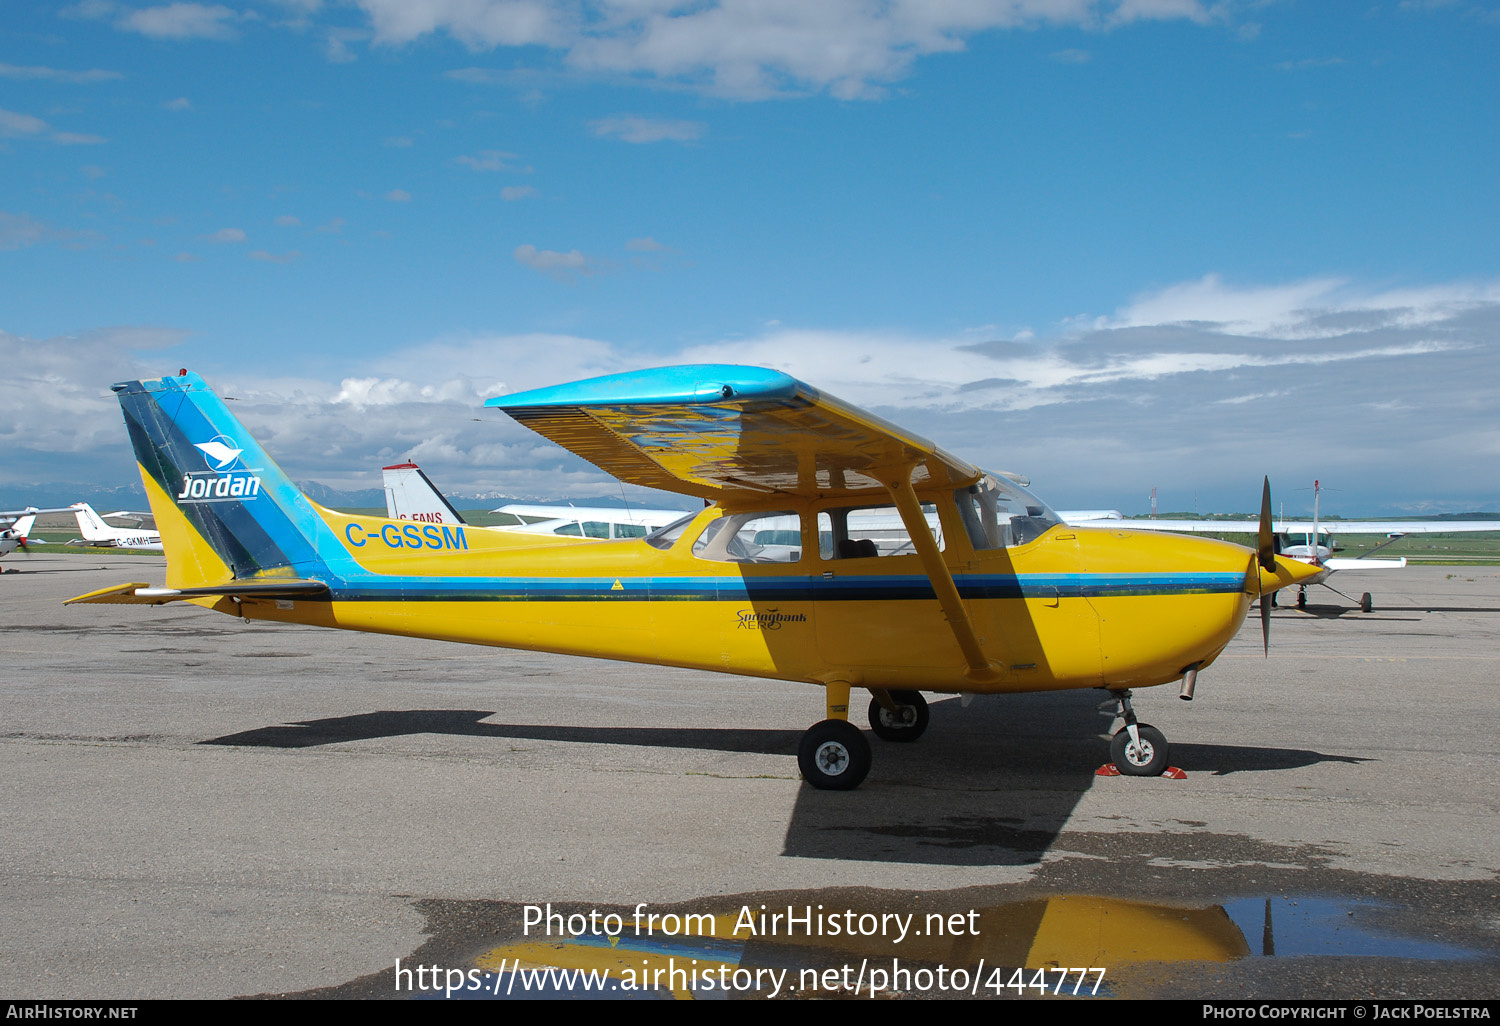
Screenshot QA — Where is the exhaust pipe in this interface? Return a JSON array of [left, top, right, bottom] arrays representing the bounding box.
[[1179, 662, 1201, 701]]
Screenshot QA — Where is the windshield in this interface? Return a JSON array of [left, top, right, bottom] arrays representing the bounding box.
[[955, 474, 1062, 549]]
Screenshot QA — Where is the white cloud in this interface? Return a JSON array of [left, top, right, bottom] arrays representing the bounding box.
[[348, 0, 1229, 101], [249, 249, 301, 263], [589, 116, 704, 143], [274, 214, 302, 226], [0, 211, 105, 250], [1106, 274, 1500, 339], [0, 212, 51, 250], [0, 326, 193, 489], [0, 109, 51, 138], [0, 108, 106, 145], [164, 97, 193, 111], [203, 227, 246, 243], [10, 274, 1500, 512], [0, 62, 123, 83], [51, 132, 108, 145], [455, 149, 521, 171], [117, 3, 239, 40], [1110, 0, 1213, 24], [625, 236, 667, 251], [500, 185, 538, 201], [357, 0, 569, 49], [514, 243, 595, 281], [385, 188, 412, 202]]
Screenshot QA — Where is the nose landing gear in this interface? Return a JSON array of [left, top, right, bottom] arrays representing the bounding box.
[[1108, 689, 1171, 777]]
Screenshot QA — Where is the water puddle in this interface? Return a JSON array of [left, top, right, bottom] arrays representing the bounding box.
[[1222, 896, 1477, 960], [411, 893, 1482, 1000]]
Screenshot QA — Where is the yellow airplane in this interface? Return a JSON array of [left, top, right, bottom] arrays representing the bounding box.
[[68, 366, 1320, 789]]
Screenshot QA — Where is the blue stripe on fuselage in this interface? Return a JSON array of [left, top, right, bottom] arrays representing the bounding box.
[[298, 572, 1246, 603]]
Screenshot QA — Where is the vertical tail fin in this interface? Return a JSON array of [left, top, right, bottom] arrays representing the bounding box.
[[114, 372, 355, 586], [382, 462, 468, 525], [70, 503, 113, 541]]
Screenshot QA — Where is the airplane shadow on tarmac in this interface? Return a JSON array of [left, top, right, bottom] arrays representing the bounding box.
[[202, 691, 1368, 868]]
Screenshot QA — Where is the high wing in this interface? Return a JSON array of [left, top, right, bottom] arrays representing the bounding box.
[[486, 365, 982, 502]]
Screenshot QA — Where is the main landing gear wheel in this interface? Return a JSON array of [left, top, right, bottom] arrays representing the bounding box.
[[798, 719, 871, 790], [1361, 593, 1373, 613], [867, 690, 929, 742], [1296, 588, 1307, 609], [1110, 723, 1170, 777]]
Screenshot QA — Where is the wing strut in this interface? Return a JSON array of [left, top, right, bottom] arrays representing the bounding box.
[[886, 469, 1004, 685]]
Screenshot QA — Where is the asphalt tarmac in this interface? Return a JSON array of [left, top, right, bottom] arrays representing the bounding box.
[[2, 556, 1498, 1000]]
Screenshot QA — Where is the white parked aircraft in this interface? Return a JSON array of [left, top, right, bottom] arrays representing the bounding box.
[[1077, 482, 1498, 610], [68, 502, 163, 551], [381, 462, 691, 540], [1, 506, 84, 560], [1, 512, 39, 559]]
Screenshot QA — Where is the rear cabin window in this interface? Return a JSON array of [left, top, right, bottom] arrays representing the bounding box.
[[817, 504, 943, 559]]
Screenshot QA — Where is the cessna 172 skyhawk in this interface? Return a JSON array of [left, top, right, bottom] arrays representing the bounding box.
[[68, 366, 1320, 789]]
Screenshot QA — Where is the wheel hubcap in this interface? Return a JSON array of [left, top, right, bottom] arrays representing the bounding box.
[[815, 741, 850, 775], [1126, 739, 1154, 766], [880, 707, 913, 729]]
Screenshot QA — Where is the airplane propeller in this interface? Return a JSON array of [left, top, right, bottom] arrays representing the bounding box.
[[1258, 476, 1274, 656]]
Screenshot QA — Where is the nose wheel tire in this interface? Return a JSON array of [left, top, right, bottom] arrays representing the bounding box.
[[798, 719, 872, 790], [867, 690, 929, 742], [1110, 723, 1170, 776]]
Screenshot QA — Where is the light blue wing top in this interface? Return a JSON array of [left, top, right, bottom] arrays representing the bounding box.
[[487, 364, 982, 502]]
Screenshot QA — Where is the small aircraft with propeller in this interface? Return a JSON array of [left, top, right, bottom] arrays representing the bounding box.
[[2, 506, 85, 560], [1095, 480, 1498, 612], [1, 510, 41, 560], [68, 366, 1321, 789]]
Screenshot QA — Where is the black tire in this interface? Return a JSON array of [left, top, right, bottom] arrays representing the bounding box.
[[1110, 723, 1170, 777], [798, 719, 872, 790], [867, 690, 929, 742], [1296, 589, 1307, 609], [1361, 593, 1373, 613]]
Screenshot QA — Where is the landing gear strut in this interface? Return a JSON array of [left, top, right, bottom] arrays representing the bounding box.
[[798, 682, 872, 790], [867, 689, 929, 742], [1109, 690, 1171, 776]]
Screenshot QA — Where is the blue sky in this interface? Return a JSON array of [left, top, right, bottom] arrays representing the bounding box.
[[3, 0, 1499, 514]]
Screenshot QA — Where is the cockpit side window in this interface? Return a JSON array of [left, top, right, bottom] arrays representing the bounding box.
[[644, 511, 700, 550], [955, 475, 1061, 549], [691, 511, 803, 563]]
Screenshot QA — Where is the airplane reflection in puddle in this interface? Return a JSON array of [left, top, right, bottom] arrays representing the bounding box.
[[413, 893, 1476, 1000]]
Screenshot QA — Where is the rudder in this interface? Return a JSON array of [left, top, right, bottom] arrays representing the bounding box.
[[114, 372, 356, 586]]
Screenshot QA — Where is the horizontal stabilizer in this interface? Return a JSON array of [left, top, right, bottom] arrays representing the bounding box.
[[67, 579, 330, 606]]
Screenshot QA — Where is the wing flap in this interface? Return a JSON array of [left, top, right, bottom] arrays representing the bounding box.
[[488, 365, 981, 501]]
